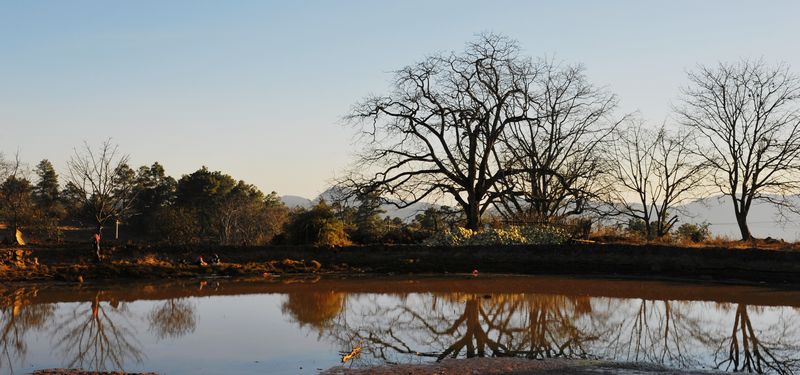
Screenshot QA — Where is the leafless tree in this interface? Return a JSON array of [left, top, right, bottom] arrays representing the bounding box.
[[495, 61, 620, 222], [609, 121, 706, 239], [675, 60, 800, 240], [66, 139, 136, 234], [346, 34, 540, 230]]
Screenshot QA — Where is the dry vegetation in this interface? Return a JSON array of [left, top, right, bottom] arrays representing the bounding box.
[[588, 223, 800, 251]]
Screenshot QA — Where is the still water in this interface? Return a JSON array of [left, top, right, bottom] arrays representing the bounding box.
[[1, 275, 799, 374]]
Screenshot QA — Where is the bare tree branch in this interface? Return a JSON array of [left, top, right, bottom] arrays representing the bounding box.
[[675, 59, 800, 240], [65, 139, 136, 234]]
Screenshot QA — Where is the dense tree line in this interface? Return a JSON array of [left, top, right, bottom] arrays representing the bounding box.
[[0, 142, 294, 246], [0, 142, 463, 247]]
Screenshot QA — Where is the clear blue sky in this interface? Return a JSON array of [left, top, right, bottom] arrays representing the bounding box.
[[1, 0, 798, 198]]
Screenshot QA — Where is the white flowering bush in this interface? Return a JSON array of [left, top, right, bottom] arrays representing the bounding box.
[[424, 225, 570, 246], [519, 225, 571, 245]]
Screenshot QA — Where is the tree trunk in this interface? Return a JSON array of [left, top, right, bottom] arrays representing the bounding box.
[[735, 211, 752, 241], [465, 201, 481, 230], [644, 221, 654, 241]]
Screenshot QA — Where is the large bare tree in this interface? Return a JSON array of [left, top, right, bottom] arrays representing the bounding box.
[[676, 60, 800, 240], [495, 61, 619, 222], [346, 34, 540, 230], [609, 121, 706, 239], [66, 140, 136, 234]]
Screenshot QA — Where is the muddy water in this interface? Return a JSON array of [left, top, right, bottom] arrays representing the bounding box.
[[1, 275, 799, 374]]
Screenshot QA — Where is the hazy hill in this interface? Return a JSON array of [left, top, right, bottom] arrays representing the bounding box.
[[281, 190, 438, 221], [279, 195, 313, 208], [677, 196, 800, 241]]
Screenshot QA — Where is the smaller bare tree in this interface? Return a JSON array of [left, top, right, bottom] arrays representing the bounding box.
[[609, 121, 706, 239], [609, 121, 658, 238], [650, 129, 708, 237], [676, 60, 800, 240], [66, 139, 136, 234]]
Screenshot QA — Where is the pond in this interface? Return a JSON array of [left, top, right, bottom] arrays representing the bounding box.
[[1, 275, 799, 374]]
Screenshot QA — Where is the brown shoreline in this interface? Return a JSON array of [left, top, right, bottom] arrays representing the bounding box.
[[32, 370, 158, 375], [32, 359, 721, 375], [3, 242, 800, 285], [322, 358, 721, 374]]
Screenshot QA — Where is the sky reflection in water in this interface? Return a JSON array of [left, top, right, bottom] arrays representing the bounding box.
[[1, 276, 799, 374]]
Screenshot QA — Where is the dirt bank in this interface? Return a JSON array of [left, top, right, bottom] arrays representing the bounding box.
[[32, 370, 157, 375], [29, 359, 721, 375], [3, 241, 800, 284], [322, 358, 720, 374]]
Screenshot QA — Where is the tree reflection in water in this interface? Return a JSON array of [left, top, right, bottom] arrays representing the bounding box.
[[148, 298, 197, 340], [512, 294, 599, 359], [315, 293, 603, 365], [0, 287, 55, 374], [598, 299, 707, 368], [2, 282, 799, 374], [285, 291, 800, 374], [282, 291, 346, 336], [710, 304, 800, 374], [50, 292, 143, 371]]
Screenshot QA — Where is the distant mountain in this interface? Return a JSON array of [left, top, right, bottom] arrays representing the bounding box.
[[318, 186, 443, 221], [381, 201, 439, 221], [280, 195, 313, 208]]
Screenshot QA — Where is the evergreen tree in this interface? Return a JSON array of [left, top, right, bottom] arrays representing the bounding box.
[[32, 159, 65, 241], [33, 159, 60, 208], [130, 162, 177, 233], [351, 191, 386, 244]]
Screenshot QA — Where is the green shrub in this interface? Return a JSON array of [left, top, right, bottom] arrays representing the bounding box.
[[626, 218, 649, 237], [675, 222, 711, 242], [285, 200, 352, 247]]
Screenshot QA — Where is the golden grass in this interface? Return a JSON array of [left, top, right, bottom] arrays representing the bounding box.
[[133, 253, 173, 266], [589, 229, 800, 251], [583, 222, 800, 251]]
